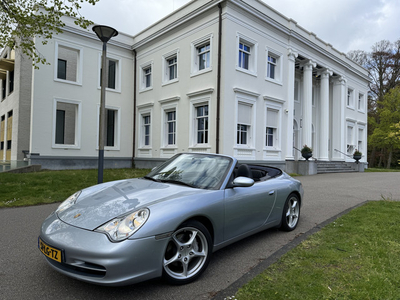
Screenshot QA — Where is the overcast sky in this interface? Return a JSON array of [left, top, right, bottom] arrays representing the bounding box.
[[80, 0, 400, 53]]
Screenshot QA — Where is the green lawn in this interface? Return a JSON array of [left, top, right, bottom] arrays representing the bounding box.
[[235, 201, 400, 300], [0, 168, 150, 208]]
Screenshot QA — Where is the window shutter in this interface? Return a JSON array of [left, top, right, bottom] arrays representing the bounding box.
[[238, 103, 252, 125], [266, 108, 278, 128]]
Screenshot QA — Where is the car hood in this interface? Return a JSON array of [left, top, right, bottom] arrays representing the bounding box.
[[57, 178, 202, 230]]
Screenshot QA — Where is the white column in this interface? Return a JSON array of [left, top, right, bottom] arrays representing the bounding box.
[[318, 68, 332, 161], [301, 60, 316, 150], [332, 76, 346, 161], [285, 49, 298, 160]]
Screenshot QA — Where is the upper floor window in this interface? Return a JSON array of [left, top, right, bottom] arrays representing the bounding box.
[[238, 42, 251, 70], [2, 79, 6, 99], [266, 48, 282, 84], [144, 66, 152, 88], [8, 70, 13, 94], [162, 49, 179, 85], [267, 55, 276, 79], [347, 88, 354, 108], [167, 56, 177, 81], [100, 58, 118, 89], [55, 42, 82, 84], [140, 61, 153, 91], [358, 93, 365, 112], [198, 43, 210, 71], [191, 34, 213, 76], [236, 33, 258, 76]]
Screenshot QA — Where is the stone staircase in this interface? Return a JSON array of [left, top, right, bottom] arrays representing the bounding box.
[[317, 161, 358, 174]]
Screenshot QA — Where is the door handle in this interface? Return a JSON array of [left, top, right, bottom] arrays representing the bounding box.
[[269, 191, 275, 195]]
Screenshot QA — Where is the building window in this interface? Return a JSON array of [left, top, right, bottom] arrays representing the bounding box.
[[196, 105, 208, 144], [100, 59, 118, 89], [55, 102, 77, 145], [358, 93, 365, 112], [238, 42, 251, 70], [162, 50, 179, 84], [266, 48, 282, 84], [198, 43, 210, 71], [143, 115, 151, 146], [236, 33, 257, 75], [53, 100, 81, 148], [8, 70, 14, 94], [267, 55, 276, 79], [167, 56, 177, 80], [237, 102, 252, 146], [106, 109, 116, 147], [266, 108, 279, 148], [55, 43, 82, 84], [140, 61, 153, 91], [166, 111, 176, 145], [191, 34, 213, 76], [346, 124, 355, 155], [2, 79, 6, 99], [57, 59, 67, 80], [294, 80, 300, 101], [347, 88, 354, 108], [144, 66, 151, 88], [237, 124, 248, 145], [266, 127, 274, 147]]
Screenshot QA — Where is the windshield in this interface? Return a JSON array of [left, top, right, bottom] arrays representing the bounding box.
[[145, 153, 233, 190]]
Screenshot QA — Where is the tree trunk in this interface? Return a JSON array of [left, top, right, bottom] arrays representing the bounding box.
[[387, 149, 392, 169], [369, 147, 376, 167]]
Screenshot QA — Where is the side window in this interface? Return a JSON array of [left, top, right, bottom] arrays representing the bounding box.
[[55, 43, 82, 84], [53, 100, 81, 148], [236, 33, 258, 76], [191, 34, 213, 76], [196, 105, 208, 144], [266, 48, 282, 84], [162, 49, 179, 85], [139, 61, 153, 91]]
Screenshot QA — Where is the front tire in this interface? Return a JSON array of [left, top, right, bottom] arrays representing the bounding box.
[[163, 220, 212, 285], [280, 193, 300, 231]]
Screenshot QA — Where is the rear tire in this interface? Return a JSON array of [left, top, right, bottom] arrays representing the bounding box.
[[280, 193, 300, 231], [162, 220, 212, 285]]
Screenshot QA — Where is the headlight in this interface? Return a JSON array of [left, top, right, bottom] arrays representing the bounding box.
[[56, 191, 81, 214], [95, 208, 150, 242]]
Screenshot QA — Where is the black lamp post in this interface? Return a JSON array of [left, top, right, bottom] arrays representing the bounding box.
[[92, 25, 118, 184]]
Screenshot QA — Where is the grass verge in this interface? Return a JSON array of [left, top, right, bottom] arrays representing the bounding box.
[[0, 168, 150, 208], [235, 201, 400, 300]]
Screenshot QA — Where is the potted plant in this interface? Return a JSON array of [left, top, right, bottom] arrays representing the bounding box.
[[353, 149, 362, 163], [301, 145, 313, 161]]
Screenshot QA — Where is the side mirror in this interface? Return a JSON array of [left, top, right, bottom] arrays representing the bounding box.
[[232, 176, 254, 187]]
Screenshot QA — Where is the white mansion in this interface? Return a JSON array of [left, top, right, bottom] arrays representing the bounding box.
[[0, 0, 369, 172]]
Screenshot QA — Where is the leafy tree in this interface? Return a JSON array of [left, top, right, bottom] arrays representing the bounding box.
[[348, 39, 400, 167], [0, 0, 99, 66], [370, 86, 400, 168]]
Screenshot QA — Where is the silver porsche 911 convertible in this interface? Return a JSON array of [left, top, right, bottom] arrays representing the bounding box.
[[39, 153, 303, 286]]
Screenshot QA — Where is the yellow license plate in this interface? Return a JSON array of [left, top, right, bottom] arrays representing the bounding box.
[[39, 238, 62, 263]]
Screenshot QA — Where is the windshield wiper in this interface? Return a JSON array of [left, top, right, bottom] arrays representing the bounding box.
[[143, 176, 161, 182], [160, 179, 196, 188]]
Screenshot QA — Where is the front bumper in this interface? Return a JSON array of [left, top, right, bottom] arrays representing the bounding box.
[[39, 212, 168, 286]]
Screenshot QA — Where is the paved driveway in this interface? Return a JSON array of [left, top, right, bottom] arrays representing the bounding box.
[[1, 172, 399, 300]]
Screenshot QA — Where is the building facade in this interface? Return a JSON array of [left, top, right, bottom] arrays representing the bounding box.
[[133, 0, 369, 170], [0, 0, 369, 171]]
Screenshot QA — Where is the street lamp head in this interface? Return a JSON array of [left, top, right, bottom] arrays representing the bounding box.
[[92, 25, 119, 43]]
